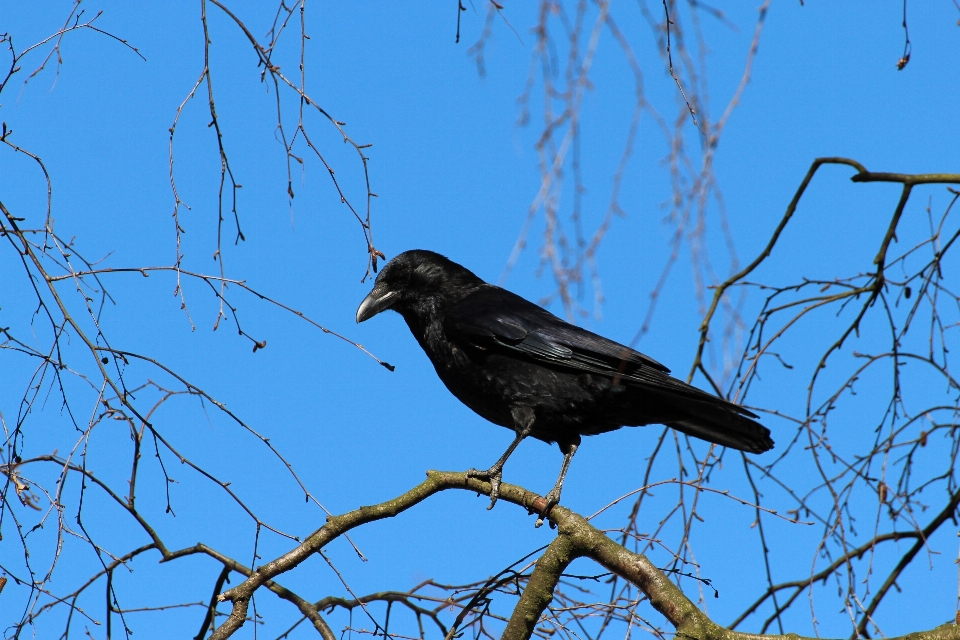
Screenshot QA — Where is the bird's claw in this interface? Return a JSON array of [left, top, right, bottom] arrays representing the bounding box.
[[467, 467, 502, 509], [534, 488, 561, 528]]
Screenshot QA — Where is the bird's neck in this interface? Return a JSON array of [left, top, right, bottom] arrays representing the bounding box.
[[398, 301, 442, 342]]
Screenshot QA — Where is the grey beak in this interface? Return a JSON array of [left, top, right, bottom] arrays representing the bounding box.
[[356, 287, 398, 323]]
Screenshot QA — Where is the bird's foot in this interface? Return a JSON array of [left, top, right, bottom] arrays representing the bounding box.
[[534, 488, 562, 528], [467, 467, 503, 510]]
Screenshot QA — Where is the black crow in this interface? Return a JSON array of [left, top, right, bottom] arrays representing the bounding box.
[[357, 250, 773, 520]]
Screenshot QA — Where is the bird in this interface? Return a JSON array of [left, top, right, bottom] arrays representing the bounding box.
[[356, 250, 773, 522]]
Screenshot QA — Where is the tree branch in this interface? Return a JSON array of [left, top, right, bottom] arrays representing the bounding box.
[[501, 534, 576, 640], [209, 470, 960, 640]]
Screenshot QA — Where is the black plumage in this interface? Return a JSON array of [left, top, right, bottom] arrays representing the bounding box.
[[357, 250, 773, 519]]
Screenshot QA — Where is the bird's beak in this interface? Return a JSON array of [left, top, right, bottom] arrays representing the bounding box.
[[356, 286, 399, 323]]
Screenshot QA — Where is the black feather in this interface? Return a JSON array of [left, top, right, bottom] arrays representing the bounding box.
[[357, 250, 773, 508]]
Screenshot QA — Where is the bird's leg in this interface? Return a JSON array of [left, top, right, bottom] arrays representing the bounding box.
[[468, 407, 535, 510], [535, 435, 581, 528]]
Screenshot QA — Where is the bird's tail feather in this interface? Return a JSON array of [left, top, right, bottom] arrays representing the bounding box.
[[663, 405, 772, 455], [650, 391, 773, 453], [665, 417, 772, 453]]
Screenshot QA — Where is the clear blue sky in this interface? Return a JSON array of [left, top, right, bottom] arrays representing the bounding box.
[[2, 2, 959, 638]]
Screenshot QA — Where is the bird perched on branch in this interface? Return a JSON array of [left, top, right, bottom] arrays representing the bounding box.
[[357, 250, 773, 523]]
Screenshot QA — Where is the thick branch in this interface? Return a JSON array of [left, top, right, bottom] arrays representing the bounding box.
[[209, 471, 960, 640], [212, 471, 547, 639], [502, 534, 576, 640]]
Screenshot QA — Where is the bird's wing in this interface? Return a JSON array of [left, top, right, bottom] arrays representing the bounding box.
[[443, 285, 671, 375], [443, 285, 760, 420], [443, 285, 769, 450]]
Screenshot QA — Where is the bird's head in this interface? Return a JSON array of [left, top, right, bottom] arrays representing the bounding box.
[[356, 250, 485, 323]]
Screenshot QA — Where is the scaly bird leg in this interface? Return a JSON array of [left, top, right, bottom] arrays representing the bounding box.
[[468, 407, 535, 509], [535, 435, 581, 528]]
